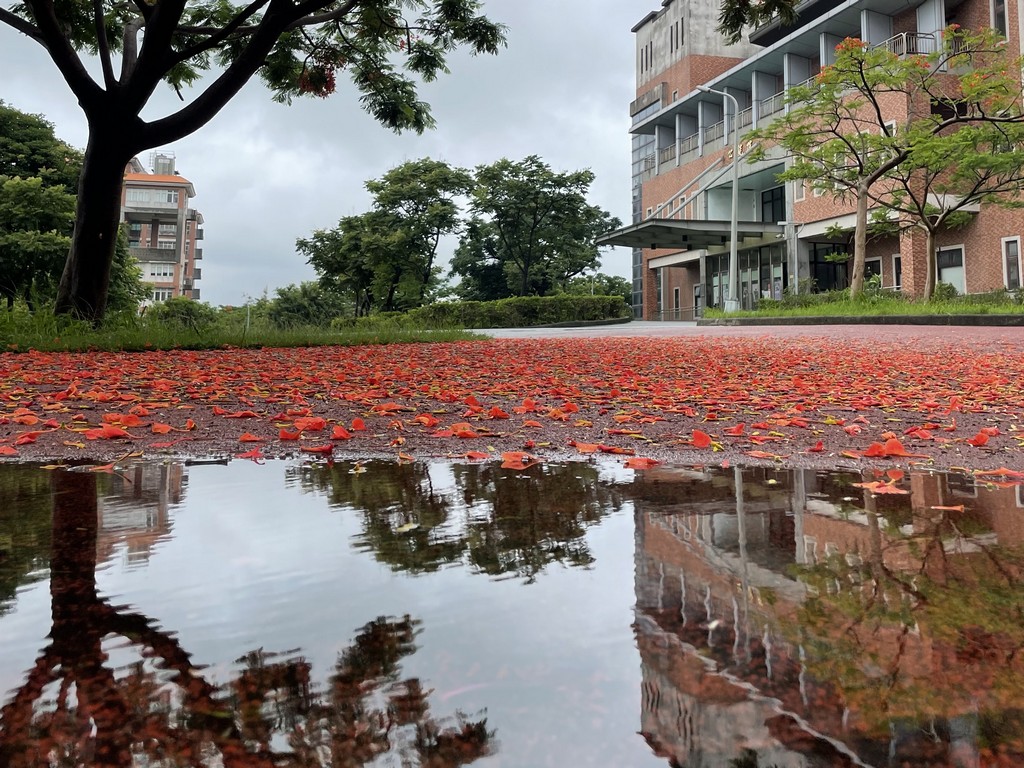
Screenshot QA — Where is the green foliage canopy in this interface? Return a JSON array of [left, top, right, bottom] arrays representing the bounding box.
[[0, 0, 505, 321], [452, 156, 621, 299]]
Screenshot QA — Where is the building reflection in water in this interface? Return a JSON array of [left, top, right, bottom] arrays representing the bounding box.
[[632, 464, 1024, 767], [96, 462, 184, 568]]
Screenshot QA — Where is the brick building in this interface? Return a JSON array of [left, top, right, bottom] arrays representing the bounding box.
[[122, 152, 204, 304], [603, 0, 1024, 319]]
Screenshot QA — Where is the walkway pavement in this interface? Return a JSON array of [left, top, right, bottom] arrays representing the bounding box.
[[476, 320, 1023, 347]]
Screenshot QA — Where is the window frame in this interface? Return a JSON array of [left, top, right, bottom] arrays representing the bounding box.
[[1002, 236, 1021, 290]]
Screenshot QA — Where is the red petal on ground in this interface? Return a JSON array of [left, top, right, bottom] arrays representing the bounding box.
[[301, 444, 334, 454], [331, 425, 353, 440], [500, 451, 540, 470], [624, 457, 660, 469], [692, 430, 713, 449], [239, 433, 266, 442]]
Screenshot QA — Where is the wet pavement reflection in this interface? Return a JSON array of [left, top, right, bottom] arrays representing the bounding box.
[[0, 460, 1022, 766]]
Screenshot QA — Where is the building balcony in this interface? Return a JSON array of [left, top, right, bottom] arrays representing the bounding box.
[[130, 246, 179, 263], [874, 32, 936, 57], [193, 248, 203, 260], [195, 228, 204, 240], [192, 267, 202, 281]]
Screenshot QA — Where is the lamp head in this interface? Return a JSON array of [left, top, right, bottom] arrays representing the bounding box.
[[697, 85, 711, 93]]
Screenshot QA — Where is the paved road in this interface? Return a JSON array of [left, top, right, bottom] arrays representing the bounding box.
[[475, 320, 1024, 348]]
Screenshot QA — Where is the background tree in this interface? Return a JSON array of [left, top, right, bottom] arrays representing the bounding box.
[[0, 175, 74, 309], [299, 210, 414, 316], [452, 156, 620, 299], [107, 226, 149, 313], [0, 101, 81, 191], [365, 158, 473, 304], [747, 29, 1024, 299], [0, 0, 505, 322], [562, 272, 631, 304], [0, 103, 147, 312]]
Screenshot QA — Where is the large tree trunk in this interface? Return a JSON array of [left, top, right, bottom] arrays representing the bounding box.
[[54, 127, 136, 323], [850, 182, 869, 299]]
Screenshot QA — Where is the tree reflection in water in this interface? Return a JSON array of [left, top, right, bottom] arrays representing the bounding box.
[[0, 464, 53, 616], [0, 470, 493, 768], [294, 460, 624, 581]]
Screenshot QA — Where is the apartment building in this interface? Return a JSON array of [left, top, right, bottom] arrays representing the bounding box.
[[122, 152, 204, 304], [604, 0, 1024, 319]]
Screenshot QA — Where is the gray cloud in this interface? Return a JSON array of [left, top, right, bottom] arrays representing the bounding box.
[[0, 1, 644, 305]]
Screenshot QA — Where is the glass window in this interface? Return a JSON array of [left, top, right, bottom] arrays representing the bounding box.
[[1004, 238, 1021, 290], [937, 246, 966, 294], [892, 254, 902, 290], [994, 0, 1007, 35], [761, 186, 785, 224]]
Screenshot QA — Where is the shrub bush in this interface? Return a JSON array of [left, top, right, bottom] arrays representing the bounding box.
[[146, 297, 219, 334], [404, 294, 630, 328]]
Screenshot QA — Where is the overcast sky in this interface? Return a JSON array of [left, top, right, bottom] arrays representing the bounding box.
[[0, 2, 646, 306]]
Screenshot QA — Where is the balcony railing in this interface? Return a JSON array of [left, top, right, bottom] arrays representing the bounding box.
[[659, 144, 677, 164], [679, 133, 699, 155], [704, 120, 725, 144], [737, 106, 754, 129], [192, 268, 202, 281], [195, 228, 204, 240], [873, 32, 936, 57], [129, 246, 179, 263], [194, 248, 203, 260], [758, 91, 786, 119]]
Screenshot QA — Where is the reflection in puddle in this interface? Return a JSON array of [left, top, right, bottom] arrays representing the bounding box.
[[0, 460, 1021, 766], [291, 461, 625, 580]]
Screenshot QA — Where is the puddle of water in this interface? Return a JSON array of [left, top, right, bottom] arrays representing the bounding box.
[[0, 460, 1022, 766]]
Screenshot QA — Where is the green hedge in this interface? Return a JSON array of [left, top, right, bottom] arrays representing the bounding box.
[[331, 295, 630, 330], [409, 294, 629, 328]]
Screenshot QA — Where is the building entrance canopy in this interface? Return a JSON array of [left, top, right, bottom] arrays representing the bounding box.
[[597, 218, 785, 250]]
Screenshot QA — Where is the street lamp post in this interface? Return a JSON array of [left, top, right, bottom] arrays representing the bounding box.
[[698, 85, 740, 312]]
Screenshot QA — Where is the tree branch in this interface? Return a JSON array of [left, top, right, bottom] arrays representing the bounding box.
[[140, 0, 313, 147], [93, 0, 117, 89], [0, 6, 43, 41], [23, 0, 104, 108], [120, 16, 144, 81], [170, 0, 271, 67]]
